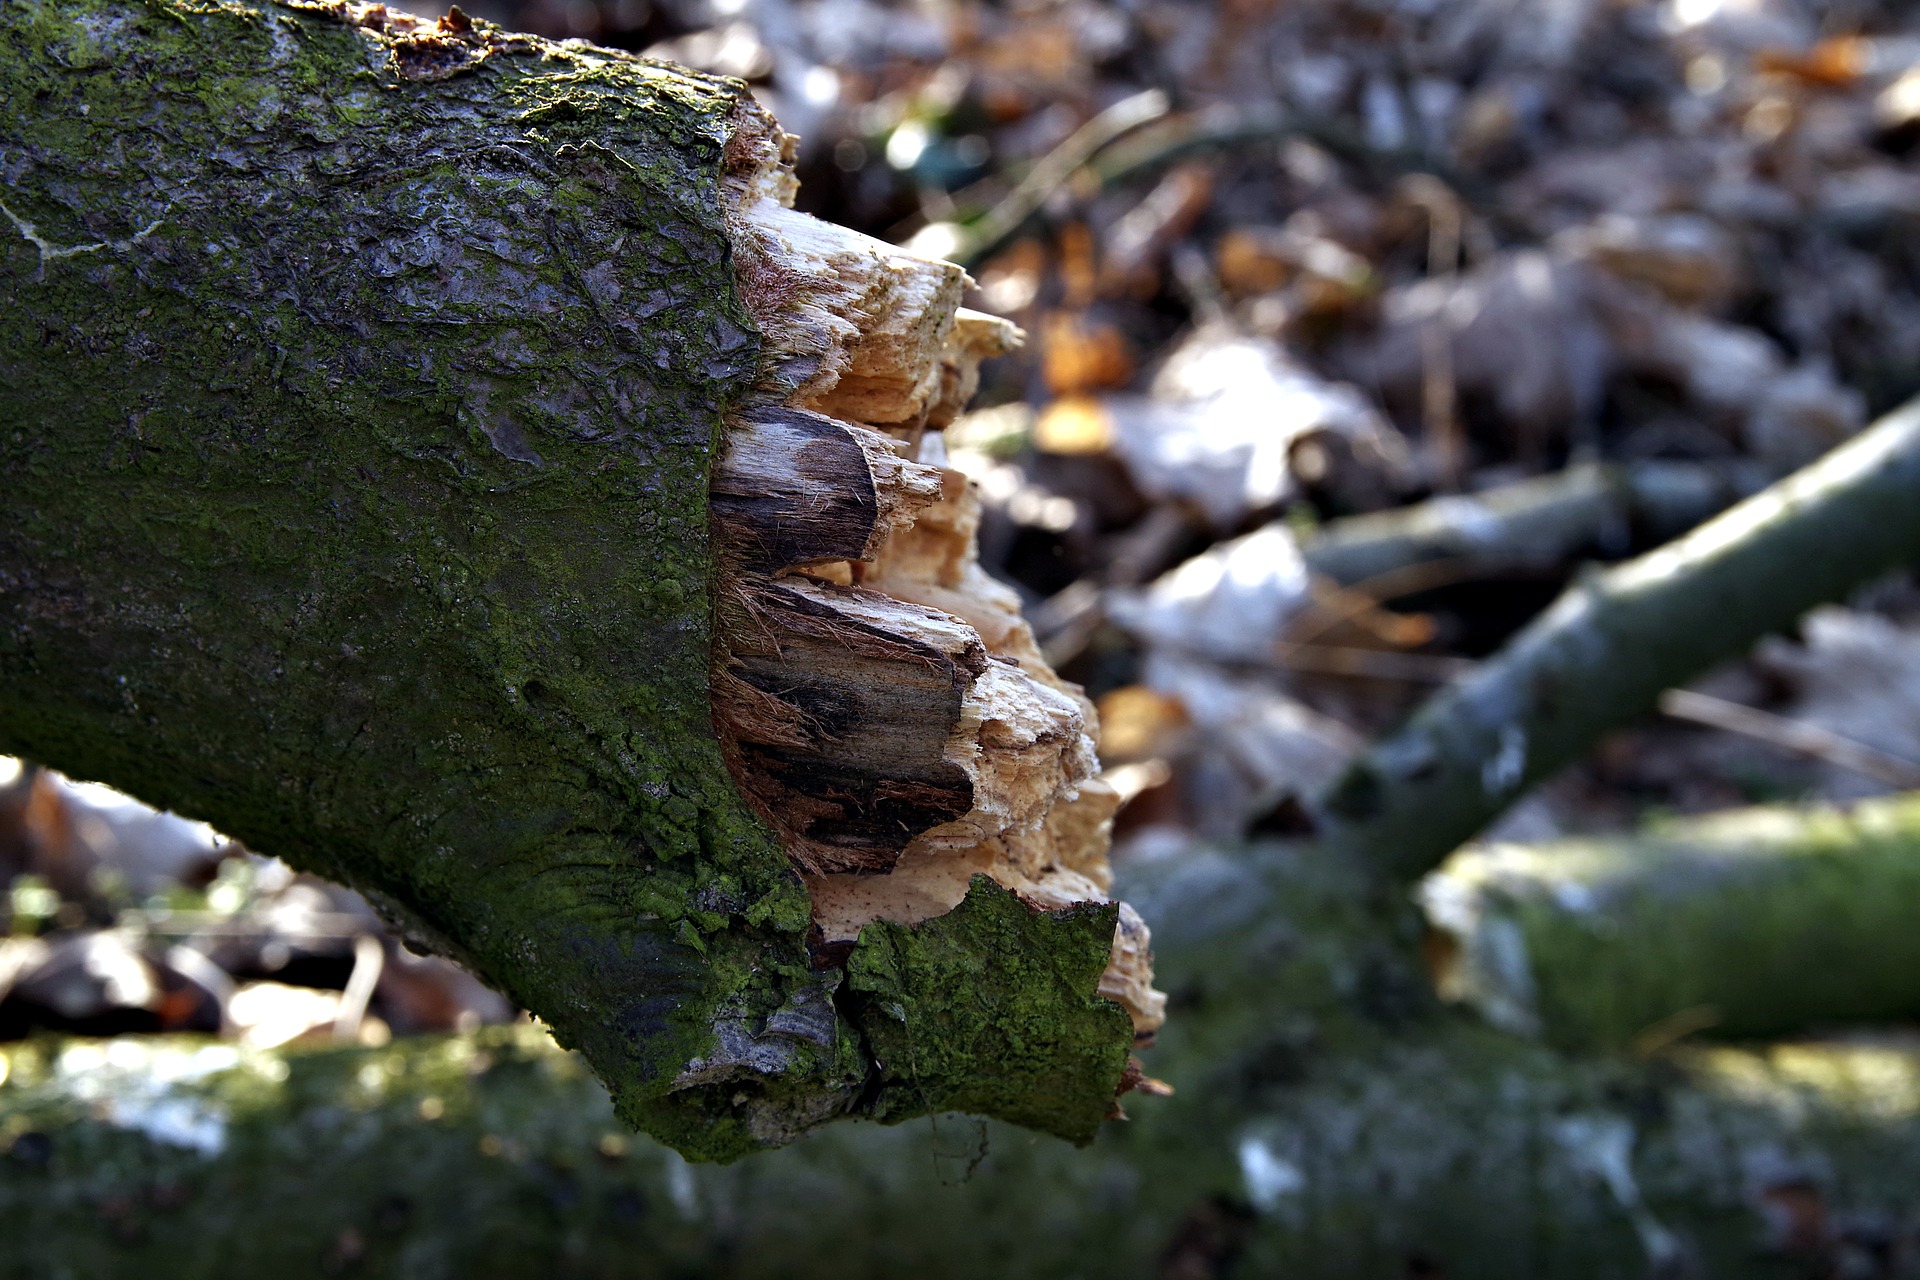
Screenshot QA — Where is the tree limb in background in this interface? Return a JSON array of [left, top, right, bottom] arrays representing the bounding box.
[[1422, 790, 1920, 1052], [0, 0, 1157, 1160], [950, 88, 1168, 269], [1314, 397, 1920, 882], [1298, 460, 1739, 590]]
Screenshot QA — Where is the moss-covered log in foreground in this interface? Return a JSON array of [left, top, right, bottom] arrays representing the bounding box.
[[11, 824, 1920, 1275], [0, 0, 1139, 1160], [9, 912, 1920, 1277]]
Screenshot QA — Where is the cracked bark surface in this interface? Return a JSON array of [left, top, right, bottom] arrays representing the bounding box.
[[0, 0, 1153, 1161]]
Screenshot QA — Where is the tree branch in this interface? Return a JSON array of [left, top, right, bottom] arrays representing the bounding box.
[[1423, 791, 1920, 1051], [1298, 460, 1739, 590], [1315, 397, 1920, 882], [8, 910, 1920, 1277]]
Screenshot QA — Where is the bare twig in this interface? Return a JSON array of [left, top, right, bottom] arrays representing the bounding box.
[[331, 933, 386, 1043], [1658, 687, 1920, 790], [952, 89, 1169, 268]]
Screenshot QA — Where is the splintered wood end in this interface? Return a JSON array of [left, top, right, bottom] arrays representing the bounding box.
[[711, 114, 1164, 1038]]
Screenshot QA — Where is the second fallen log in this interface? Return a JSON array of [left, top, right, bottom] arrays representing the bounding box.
[[1421, 791, 1920, 1051]]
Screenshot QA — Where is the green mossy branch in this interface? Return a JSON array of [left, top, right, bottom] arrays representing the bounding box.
[[846, 876, 1132, 1143], [0, 0, 1129, 1159], [1317, 396, 1920, 883], [1427, 792, 1920, 1052], [10, 904, 1920, 1278]]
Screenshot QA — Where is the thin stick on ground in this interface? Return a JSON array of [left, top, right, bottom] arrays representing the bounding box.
[[1658, 687, 1920, 791], [952, 89, 1170, 268]]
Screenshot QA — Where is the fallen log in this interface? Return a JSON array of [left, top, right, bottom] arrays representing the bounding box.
[[0, 0, 1155, 1160], [8, 840, 1920, 1278]]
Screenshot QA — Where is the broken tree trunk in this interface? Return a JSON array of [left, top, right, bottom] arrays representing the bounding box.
[[1314, 396, 1920, 883], [0, 0, 1157, 1161]]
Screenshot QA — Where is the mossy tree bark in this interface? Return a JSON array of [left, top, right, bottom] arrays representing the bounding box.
[[0, 0, 1134, 1161]]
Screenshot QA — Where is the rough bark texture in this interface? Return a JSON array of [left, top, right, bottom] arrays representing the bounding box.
[[0, 0, 1134, 1161], [1315, 396, 1920, 883], [1423, 791, 1920, 1053]]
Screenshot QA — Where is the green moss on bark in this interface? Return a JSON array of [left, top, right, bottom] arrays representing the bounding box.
[[0, 0, 812, 1159], [1432, 793, 1920, 1051], [845, 876, 1133, 1143], [12, 982, 1920, 1274]]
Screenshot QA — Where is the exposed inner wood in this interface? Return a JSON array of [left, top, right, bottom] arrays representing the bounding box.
[[709, 407, 940, 575], [712, 101, 1166, 1039]]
